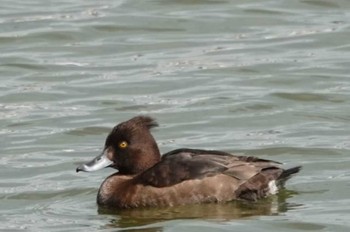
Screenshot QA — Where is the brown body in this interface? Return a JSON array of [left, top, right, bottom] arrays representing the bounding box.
[[98, 174, 240, 208], [77, 116, 301, 209]]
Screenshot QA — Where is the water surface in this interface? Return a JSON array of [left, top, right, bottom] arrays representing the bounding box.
[[1, 0, 350, 231]]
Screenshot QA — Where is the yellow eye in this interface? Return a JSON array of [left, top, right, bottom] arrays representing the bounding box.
[[119, 141, 128, 149]]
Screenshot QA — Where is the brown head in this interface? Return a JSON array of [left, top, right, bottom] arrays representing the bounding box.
[[76, 116, 161, 175]]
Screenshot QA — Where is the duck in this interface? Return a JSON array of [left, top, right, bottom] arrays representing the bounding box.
[[76, 116, 301, 209]]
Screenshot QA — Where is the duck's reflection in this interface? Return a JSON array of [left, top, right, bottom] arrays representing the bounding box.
[[99, 190, 301, 231]]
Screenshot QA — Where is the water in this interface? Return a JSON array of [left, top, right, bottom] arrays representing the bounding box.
[[1, 0, 350, 231]]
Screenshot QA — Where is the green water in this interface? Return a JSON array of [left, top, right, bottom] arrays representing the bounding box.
[[1, 0, 350, 231]]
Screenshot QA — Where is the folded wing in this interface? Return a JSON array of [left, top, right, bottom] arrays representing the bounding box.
[[136, 148, 285, 188]]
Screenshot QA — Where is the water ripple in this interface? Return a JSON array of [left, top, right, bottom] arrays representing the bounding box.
[[1, 0, 350, 231]]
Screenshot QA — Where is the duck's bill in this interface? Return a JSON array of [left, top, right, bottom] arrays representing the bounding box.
[[76, 151, 113, 172]]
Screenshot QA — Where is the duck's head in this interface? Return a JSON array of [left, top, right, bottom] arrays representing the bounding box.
[[76, 116, 161, 175]]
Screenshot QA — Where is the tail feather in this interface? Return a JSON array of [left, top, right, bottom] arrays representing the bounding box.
[[277, 165, 302, 186]]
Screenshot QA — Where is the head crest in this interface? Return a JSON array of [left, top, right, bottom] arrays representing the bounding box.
[[128, 115, 158, 129], [113, 115, 158, 134], [105, 116, 158, 147]]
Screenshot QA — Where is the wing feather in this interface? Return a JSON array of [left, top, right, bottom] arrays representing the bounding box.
[[135, 148, 282, 188]]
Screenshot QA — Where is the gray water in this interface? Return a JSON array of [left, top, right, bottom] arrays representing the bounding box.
[[1, 0, 350, 231]]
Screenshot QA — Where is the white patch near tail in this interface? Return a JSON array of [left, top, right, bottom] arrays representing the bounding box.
[[268, 180, 278, 195]]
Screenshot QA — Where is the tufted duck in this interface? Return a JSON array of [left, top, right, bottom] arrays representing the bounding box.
[[76, 116, 301, 209]]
